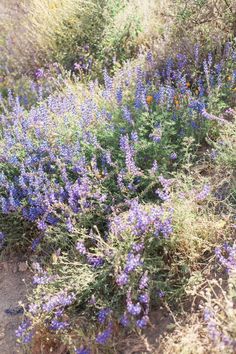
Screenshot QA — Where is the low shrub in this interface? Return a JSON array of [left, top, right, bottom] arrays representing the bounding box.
[[0, 43, 235, 352]]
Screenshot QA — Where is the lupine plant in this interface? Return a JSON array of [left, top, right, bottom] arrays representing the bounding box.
[[0, 42, 235, 352]]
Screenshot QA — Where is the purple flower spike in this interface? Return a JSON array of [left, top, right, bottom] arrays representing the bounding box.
[[76, 242, 87, 255], [127, 302, 142, 316], [196, 184, 211, 201], [136, 315, 149, 328], [98, 308, 111, 324], [50, 319, 69, 330], [139, 272, 149, 290], [96, 323, 112, 345], [116, 272, 129, 287], [15, 319, 32, 344], [75, 347, 91, 354], [138, 293, 149, 304], [170, 152, 177, 160], [120, 314, 130, 327], [0, 232, 6, 249], [124, 253, 142, 273]]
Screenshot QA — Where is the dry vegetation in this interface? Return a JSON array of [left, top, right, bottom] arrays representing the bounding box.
[[0, 1, 236, 353]]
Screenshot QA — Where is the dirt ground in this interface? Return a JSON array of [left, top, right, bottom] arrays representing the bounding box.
[[0, 259, 31, 354]]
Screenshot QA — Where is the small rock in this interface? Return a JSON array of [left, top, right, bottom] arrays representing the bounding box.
[[12, 264, 18, 273], [0, 330, 5, 341], [18, 262, 28, 272], [2, 262, 8, 271]]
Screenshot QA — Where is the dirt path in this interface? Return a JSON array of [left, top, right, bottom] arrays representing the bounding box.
[[0, 259, 31, 354]]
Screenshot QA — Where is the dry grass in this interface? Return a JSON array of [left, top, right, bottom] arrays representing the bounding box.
[[168, 173, 231, 265], [159, 316, 210, 354], [1, 0, 235, 77], [0, 0, 84, 74]]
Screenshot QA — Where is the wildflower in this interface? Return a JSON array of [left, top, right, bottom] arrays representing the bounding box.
[[159, 175, 173, 190], [66, 218, 74, 233], [190, 120, 198, 129], [133, 176, 141, 185], [136, 315, 149, 328], [37, 219, 47, 231], [138, 293, 149, 304], [35, 68, 44, 79], [215, 243, 236, 273], [210, 150, 218, 160], [75, 347, 91, 354], [98, 308, 111, 324], [189, 100, 205, 113], [196, 184, 211, 201], [120, 314, 130, 327], [194, 44, 199, 65], [28, 303, 39, 315], [146, 95, 153, 105], [174, 99, 179, 107], [204, 308, 220, 342], [103, 69, 113, 98], [146, 51, 153, 65], [104, 151, 112, 165], [208, 52, 213, 67], [76, 242, 87, 255], [165, 58, 173, 80], [127, 302, 142, 316], [31, 236, 44, 252], [131, 131, 139, 143], [215, 63, 222, 76], [203, 59, 209, 78], [116, 87, 123, 105], [157, 290, 165, 298], [170, 152, 177, 160], [116, 272, 129, 287], [0, 232, 6, 249], [124, 253, 142, 273], [96, 323, 112, 344], [222, 334, 234, 347], [134, 67, 147, 109], [42, 292, 75, 312], [150, 126, 162, 143], [176, 53, 187, 70], [33, 273, 54, 285], [156, 189, 169, 202], [15, 319, 32, 344], [120, 135, 138, 174], [74, 63, 81, 71], [122, 106, 133, 124], [87, 255, 104, 268], [150, 160, 158, 174], [50, 319, 69, 330], [139, 272, 149, 289], [132, 242, 144, 253]]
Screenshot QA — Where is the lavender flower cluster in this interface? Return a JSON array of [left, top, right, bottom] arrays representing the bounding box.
[[110, 198, 173, 239], [215, 243, 236, 273], [204, 306, 236, 350], [15, 319, 32, 344]]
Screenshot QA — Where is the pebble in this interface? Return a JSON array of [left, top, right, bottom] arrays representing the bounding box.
[[18, 262, 28, 272]]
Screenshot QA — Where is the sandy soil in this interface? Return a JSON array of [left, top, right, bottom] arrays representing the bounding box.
[[0, 259, 31, 354]]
